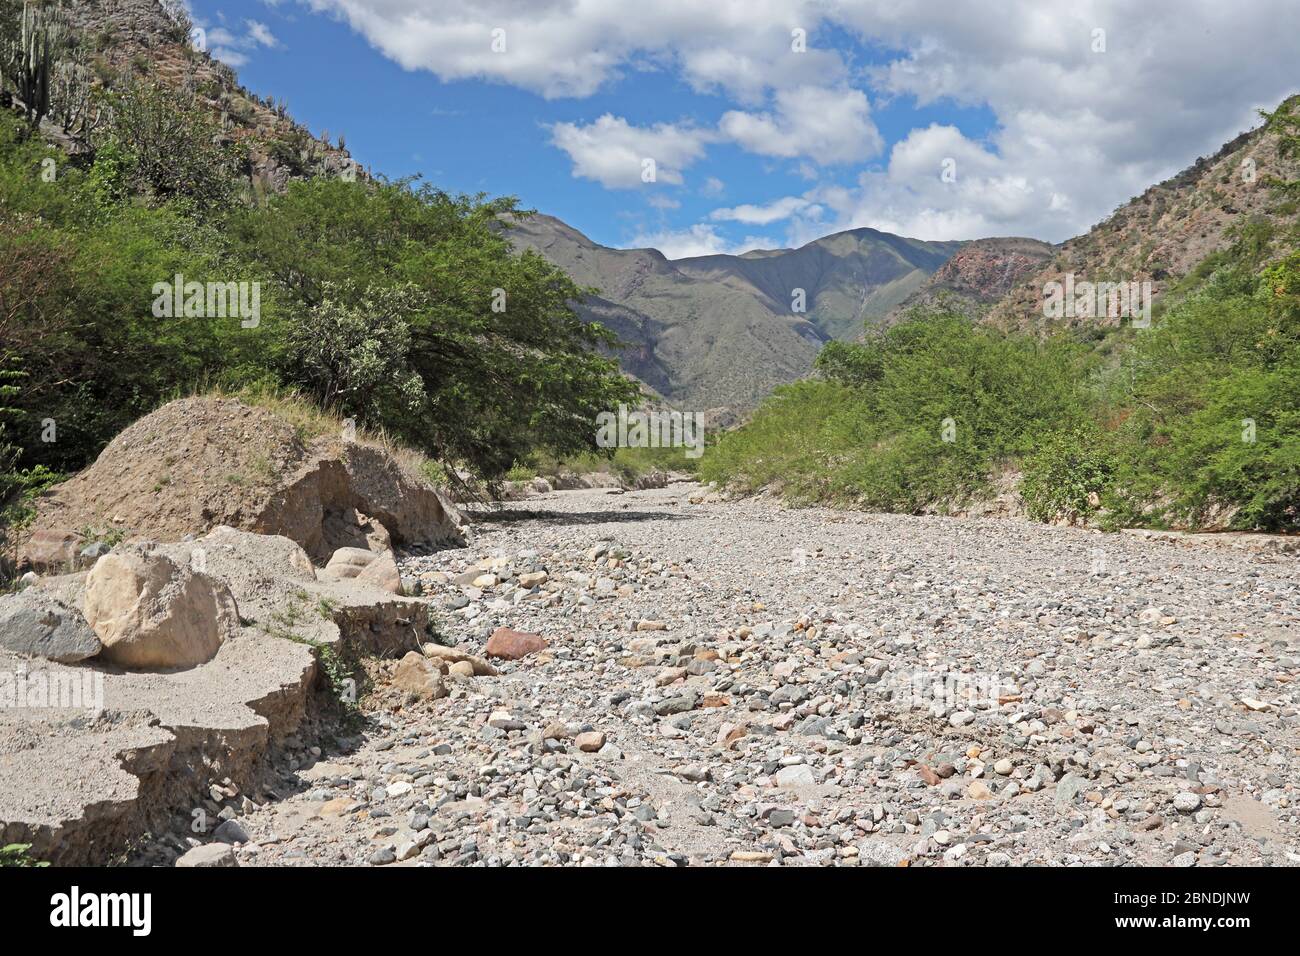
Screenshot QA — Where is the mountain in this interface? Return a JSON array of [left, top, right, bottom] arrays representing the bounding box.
[[506, 214, 962, 412], [882, 237, 1055, 327], [674, 229, 962, 341], [986, 100, 1300, 332]]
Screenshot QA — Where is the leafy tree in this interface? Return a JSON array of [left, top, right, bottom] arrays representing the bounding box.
[[284, 280, 426, 421], [90, 78, 242, 207], [704, 310, 1091, 511], [234, 178, 641, 478]]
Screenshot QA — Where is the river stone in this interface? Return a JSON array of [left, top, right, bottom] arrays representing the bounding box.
[[176, 844, 239, 868], [0, 590, 102, 663]]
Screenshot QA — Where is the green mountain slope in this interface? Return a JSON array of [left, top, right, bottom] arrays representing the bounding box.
[[507, 214, 963, 412]]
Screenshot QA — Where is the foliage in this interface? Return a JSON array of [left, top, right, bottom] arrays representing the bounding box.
[[283, 280, 426, 422], [0, 103, 643, 507], [232, 178, 642, 479], [90, 79, 242, 208], [0, 842, 48, 867], [1020, 425, 1116, 522], [704, 314, 1091, 511]]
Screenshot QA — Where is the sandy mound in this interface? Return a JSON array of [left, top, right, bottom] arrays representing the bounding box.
[[23, 397, 464, 563]]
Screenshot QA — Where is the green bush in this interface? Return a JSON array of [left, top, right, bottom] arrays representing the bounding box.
[[0, 105, 641, 497], [704, 97, 1300, 533], [1020, 425, 1116, 522], [704, 313, 1092, 511]]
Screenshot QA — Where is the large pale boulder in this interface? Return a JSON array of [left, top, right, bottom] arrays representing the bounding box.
[[0, 589, 102, 663], [84, 551, 240, 670], [320, 547, 402, 594], [356, 551, 402, 594], [21, 397, 464, 565], [421, 642, 498, 676], [320, 547, 373, 580]]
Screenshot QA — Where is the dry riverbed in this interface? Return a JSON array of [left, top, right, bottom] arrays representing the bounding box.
[[167, 483, 1300, 867]]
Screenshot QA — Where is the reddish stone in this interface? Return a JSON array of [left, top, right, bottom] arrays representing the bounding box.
[[484, 627, 548, 660], [20, 528, 86, 572]]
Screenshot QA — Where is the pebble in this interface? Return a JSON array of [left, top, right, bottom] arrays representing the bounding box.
[[195, 484, 1300, 870]]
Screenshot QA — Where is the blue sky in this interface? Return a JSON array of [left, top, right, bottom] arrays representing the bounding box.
[[189, 1, 1300, 256]]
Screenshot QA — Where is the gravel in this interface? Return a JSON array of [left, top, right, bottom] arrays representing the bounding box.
[[173, 483, 1300, 867]]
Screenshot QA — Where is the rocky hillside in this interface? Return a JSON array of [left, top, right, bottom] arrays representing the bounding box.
[[883, 237, 1055, 327], [507, 214, 962, 412], [986, 97, 1300, 333], [505, 213, 827, 413], [53, 0, 359, 189]]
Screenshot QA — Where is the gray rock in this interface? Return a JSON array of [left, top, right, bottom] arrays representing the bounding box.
[[175, 844, 238, 868], [0, 590, 102, 663], [1054, 772, 1085, 809], [856, 839, 909, 866], [80, 542, 111, 561], [213, 819, 251, 844]]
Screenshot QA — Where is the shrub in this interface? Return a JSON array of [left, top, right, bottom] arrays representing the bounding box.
[[1020, 425, 1116, 522]]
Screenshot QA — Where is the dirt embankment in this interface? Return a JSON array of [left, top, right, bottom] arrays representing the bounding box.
[[1, 397, 466, 865], [21, 396, 464, 567]]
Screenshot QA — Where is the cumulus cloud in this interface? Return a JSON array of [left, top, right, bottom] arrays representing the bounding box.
[[549, 115, 714, 188], [625, 224, 776, 259], [303, 0, 836, 101], [246, 20, 281, 48], [300, 0, 1300, 241], [710, 195, 821, 226], [203, 18, 282, 68], [719, 86, 883, 164]]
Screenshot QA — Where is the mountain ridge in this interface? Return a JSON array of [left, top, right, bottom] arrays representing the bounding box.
[[506, 213, 965, 413]]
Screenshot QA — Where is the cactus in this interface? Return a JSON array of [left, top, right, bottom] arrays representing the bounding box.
[[1, 0, 67, 129]]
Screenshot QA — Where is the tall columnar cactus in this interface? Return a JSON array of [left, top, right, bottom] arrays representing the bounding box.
[[2, 1, 66, 128]]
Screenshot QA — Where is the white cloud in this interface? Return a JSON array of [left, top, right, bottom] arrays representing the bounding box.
[[200, 17, 281, 68], [299, 0, 1300, 241], [212, 47, 250, 67], [719, 86, 883, 164], [246, 20, 282, 48], [303, 0, 835, 101], [625, 224, 775, 259], [710, 195, 821, 226], [701, 177, 726, 197], [549, 115, 713, 188], [817, 0, 1300, 240]]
